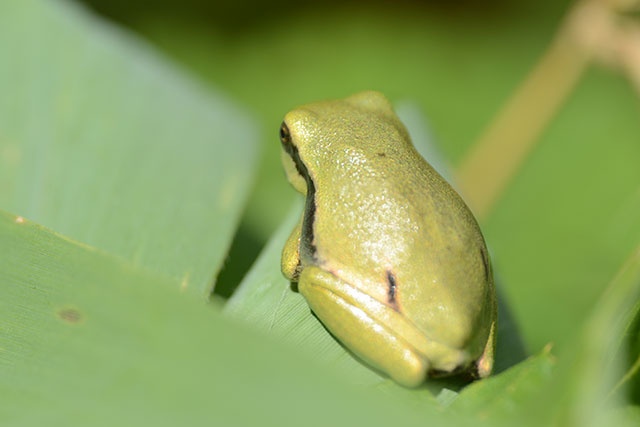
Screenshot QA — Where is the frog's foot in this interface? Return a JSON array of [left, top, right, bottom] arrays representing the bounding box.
[[298, 267, 468, 387], [475, 297, 496, 378]]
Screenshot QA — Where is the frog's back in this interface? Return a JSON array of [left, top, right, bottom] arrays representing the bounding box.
[[290, 92, 493, 356]]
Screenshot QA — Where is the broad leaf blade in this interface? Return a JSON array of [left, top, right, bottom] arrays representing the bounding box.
[[485, 68, 640, 351], [0, 209, 442, 426], [608, 405, 640, 426], [620, 302, 640, 402], [451, 347, 554, 420], [538, 245, 640, 426], [607, 297, 640, 402], [0, 0, 258, 297]]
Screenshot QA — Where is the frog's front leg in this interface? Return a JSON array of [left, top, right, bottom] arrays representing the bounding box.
[[281, 215, 303, 281], [298, 266, 429, 387]]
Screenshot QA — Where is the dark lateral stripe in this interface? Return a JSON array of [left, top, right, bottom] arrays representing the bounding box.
[[386, 270, 398, 307], [280, 126, 306, 179], [480, 248, 489, 282], [283, 137, 317, 259], [301, 177, 317, 258]]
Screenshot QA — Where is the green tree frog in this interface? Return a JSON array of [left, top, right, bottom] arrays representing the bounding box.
[[279, 91, 497, 387]]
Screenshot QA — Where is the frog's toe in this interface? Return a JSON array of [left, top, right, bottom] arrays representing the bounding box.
[[475, 314, 496, 379]]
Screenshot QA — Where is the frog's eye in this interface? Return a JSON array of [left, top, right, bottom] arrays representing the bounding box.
[[280, 122, 291, 146]]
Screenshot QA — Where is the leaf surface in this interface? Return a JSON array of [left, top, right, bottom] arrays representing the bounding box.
[[0, 0, 259, 296], [0, 209, 443, 427]]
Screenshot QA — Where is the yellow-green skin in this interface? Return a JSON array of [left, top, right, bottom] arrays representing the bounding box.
[[279, 91, 497, 387]]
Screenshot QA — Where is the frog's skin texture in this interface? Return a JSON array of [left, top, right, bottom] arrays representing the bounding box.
[[279, 91, 497, 387]]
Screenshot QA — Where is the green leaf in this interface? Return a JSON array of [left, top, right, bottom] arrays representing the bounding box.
[[0, 210, 448, 426], [224, 106, 527, 404], [485, 67, 640, 351], [0, 0, 258, 297], [609, 299, 640, 402], [607, 405, 640, 426], [451, 346, 554, 419], [538, 245, 640, 426]]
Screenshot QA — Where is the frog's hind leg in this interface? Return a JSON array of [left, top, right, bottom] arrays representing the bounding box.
[[298, 266, 429, 387]]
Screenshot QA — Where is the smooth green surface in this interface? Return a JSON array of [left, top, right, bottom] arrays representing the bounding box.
[[451, 348, 554, 420], [0, 0, 258, 297], [609, 406, 640, 426], [618, 301, 640, 402], [485, 67, 640, 351], [535, 245, 640, 426], [0, 209, 440, 426]]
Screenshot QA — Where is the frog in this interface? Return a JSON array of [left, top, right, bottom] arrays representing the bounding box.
[[279, 91, 497, 387]]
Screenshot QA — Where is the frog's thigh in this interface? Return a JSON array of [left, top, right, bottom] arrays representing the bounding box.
[[299, 266, 429, 387], [281, 215, 303, 281]]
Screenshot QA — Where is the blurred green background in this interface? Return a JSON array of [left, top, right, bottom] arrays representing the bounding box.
[[78, 0, 640, 354], [81, 0, 572, 237], [2, 0, 640, 424]]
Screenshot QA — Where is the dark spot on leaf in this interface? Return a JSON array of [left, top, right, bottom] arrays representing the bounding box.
[[377, 152, 386, 157], [57, 307, 83, 324]]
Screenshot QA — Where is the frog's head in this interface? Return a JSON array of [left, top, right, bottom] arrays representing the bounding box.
[[279, 91, 408, 195]]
